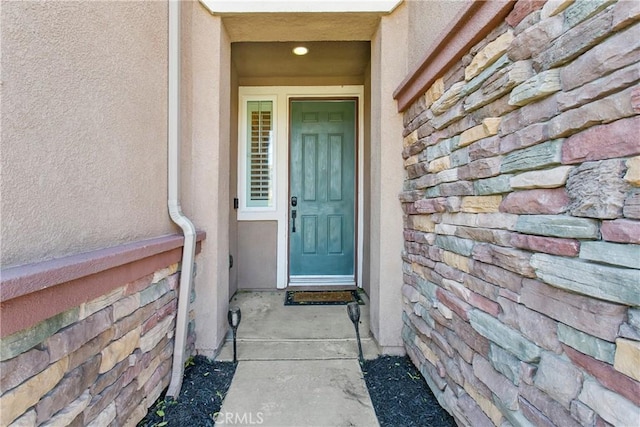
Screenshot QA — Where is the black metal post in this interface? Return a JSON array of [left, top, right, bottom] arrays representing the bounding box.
[[227, 306, 241, 363], [347, 302, 365, 365]]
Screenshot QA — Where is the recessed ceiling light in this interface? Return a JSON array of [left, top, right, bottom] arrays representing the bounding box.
[[292, 46, 308, 56]]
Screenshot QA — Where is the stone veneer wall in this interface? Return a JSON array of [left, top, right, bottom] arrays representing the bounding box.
[[0, 262, 196, 426], [399, 1, 639, 426]]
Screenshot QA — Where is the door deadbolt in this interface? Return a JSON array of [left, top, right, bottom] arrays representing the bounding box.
[[291, 196, 298, 207]]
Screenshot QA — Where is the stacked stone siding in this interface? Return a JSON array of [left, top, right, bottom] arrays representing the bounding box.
[[0, 263, 196, 426], [400, 1, 639, 426]]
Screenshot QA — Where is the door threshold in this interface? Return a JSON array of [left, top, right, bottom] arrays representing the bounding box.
[[286, 285, 360, 292]]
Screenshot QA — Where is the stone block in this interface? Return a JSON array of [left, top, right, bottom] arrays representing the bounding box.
[[474, 176, 511, 195], [142, 299, 177, 335], [461, 53, 511, 97], [114, 380, 144, 426], [426, 138, 452, 161], [558, 323, 615, 363], [625, 156, 640, 186], [557, 63, 640, 113], [40, 390, 91, 427], [535, 1, 614, 69], [436, 168, 459, 184], [465, 61, 534, 113], [541, 0, 575, 18], [518, 397, 556, 427], [562, 117, 640, 164], [457, 392, 496, 427], [564, 0, 615, 28], [519, 384, 581, 427], [0, 346, 49, 392], [459, 118, 501, 148], [151, 263, 179, 283], [549, 85, 638, 139], [431, 101, 466, 131], [99, 327, 140, 374], [434, 235, 474, 256], [602, 219, 640, 244], [624, 188, 640, 219], [46, 307, 112, 363], [580, 241, 640, 269], [85, 400, 116, 427], [403, 129, 419, 147], [510, 233, 579, 257], [510, 166, 573, 189], [521, 278, 625, 341], [510, 14, 564, 61], [506, 0, 546, 27], [472, 243, 535, 278], [578, 379, 639, 427], [461, 196, 502, 213], [472, 354, 519, 410], [113, 294, 141, 322], [36, 355, 101, 423], [411, 215, 436, 232], [561, 22, 640, 91], [140, 279, 171, 307], [0, 357, 68, 426], [462, 382, 504, 426], [469, 260, 523, 294], [459, 157, 502, 181], [466, 31, 514, 80], [500, 188, 569, 215], [427, 156, 451, 174], [534, 352, 583, 408], [436, 288, 471, 321], [498, 297, 562, 353], [500, 93, 559, 136], [90, 357, 128, 397], [425, 78, 445, 108], [139, 315, 174, 353], [531, 253, 640, 306], [499, 122, 549, 155], [9, 409, 36, 427], [509, 69, 561, 107], [501, 139, 563, 174], [567, 159, 629, 219], [469, 309, 542, 362], [489, 343, 521, 385], [476, 212, 519, 230], [612, 0, 640, 30], [404, 155, 418, 167], [515, 215, 599, 238], [1, 308, 78, 362], [441, 251, 470, 273], [402, 284, 420, 303], [431, 81, 466, 115], [614, 338, 640, 382], [415, 198, 447, 214], [463, 273, 500, 300], [564, 344, 640, 406], [80, 287, 123, 320], [570, 400, 596, 427], [469, 136, 501, 161], [450, 146, 469, 168]]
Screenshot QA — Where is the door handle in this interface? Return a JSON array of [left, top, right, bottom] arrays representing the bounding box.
[[291, 196, 298, 207], [292, 209, 297, 233]]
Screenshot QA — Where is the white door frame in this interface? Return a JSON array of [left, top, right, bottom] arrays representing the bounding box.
[[237, 86, 364, 289]]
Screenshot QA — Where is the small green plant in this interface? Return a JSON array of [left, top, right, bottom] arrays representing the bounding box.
[[184, 356, 196, 368], [407, 372, 421, 380]]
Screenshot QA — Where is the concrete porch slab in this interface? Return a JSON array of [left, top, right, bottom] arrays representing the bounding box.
[[218, 359, 380, 427]]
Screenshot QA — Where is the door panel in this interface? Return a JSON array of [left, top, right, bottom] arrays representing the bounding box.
[[290, 100, 356, 278]]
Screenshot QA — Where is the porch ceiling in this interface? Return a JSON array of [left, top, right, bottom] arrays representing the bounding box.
[[232, 41, 370, 79], [221, 13, 383, 42]]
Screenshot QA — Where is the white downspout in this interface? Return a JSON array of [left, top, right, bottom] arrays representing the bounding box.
[[166, 0, 197, 398]]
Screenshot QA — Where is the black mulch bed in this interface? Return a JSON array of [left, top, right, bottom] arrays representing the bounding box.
[[138, 356, 236, 427], [139, 355, 455, 427], [363, 356, 456, 427]]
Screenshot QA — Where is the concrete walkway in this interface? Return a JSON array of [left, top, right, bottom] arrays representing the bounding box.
[[216, 291, 380, 427]]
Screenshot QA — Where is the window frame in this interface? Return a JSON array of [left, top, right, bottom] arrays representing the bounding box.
[[238, 94, 278, 219]]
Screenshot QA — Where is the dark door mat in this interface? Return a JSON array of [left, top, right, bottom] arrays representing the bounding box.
[[285, 290, 365, 305]]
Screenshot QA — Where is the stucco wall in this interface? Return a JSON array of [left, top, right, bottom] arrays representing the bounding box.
[[400, 1, 640, 425], [186, 3, 232, 356], [406, 0, 467, 72], [1, 1, 174, 268], [368, 2, 408, 354], [237, 221, 278, 289]]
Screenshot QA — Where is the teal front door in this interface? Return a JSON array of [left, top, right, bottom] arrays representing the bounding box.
[[289, 100, 356, 282]]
